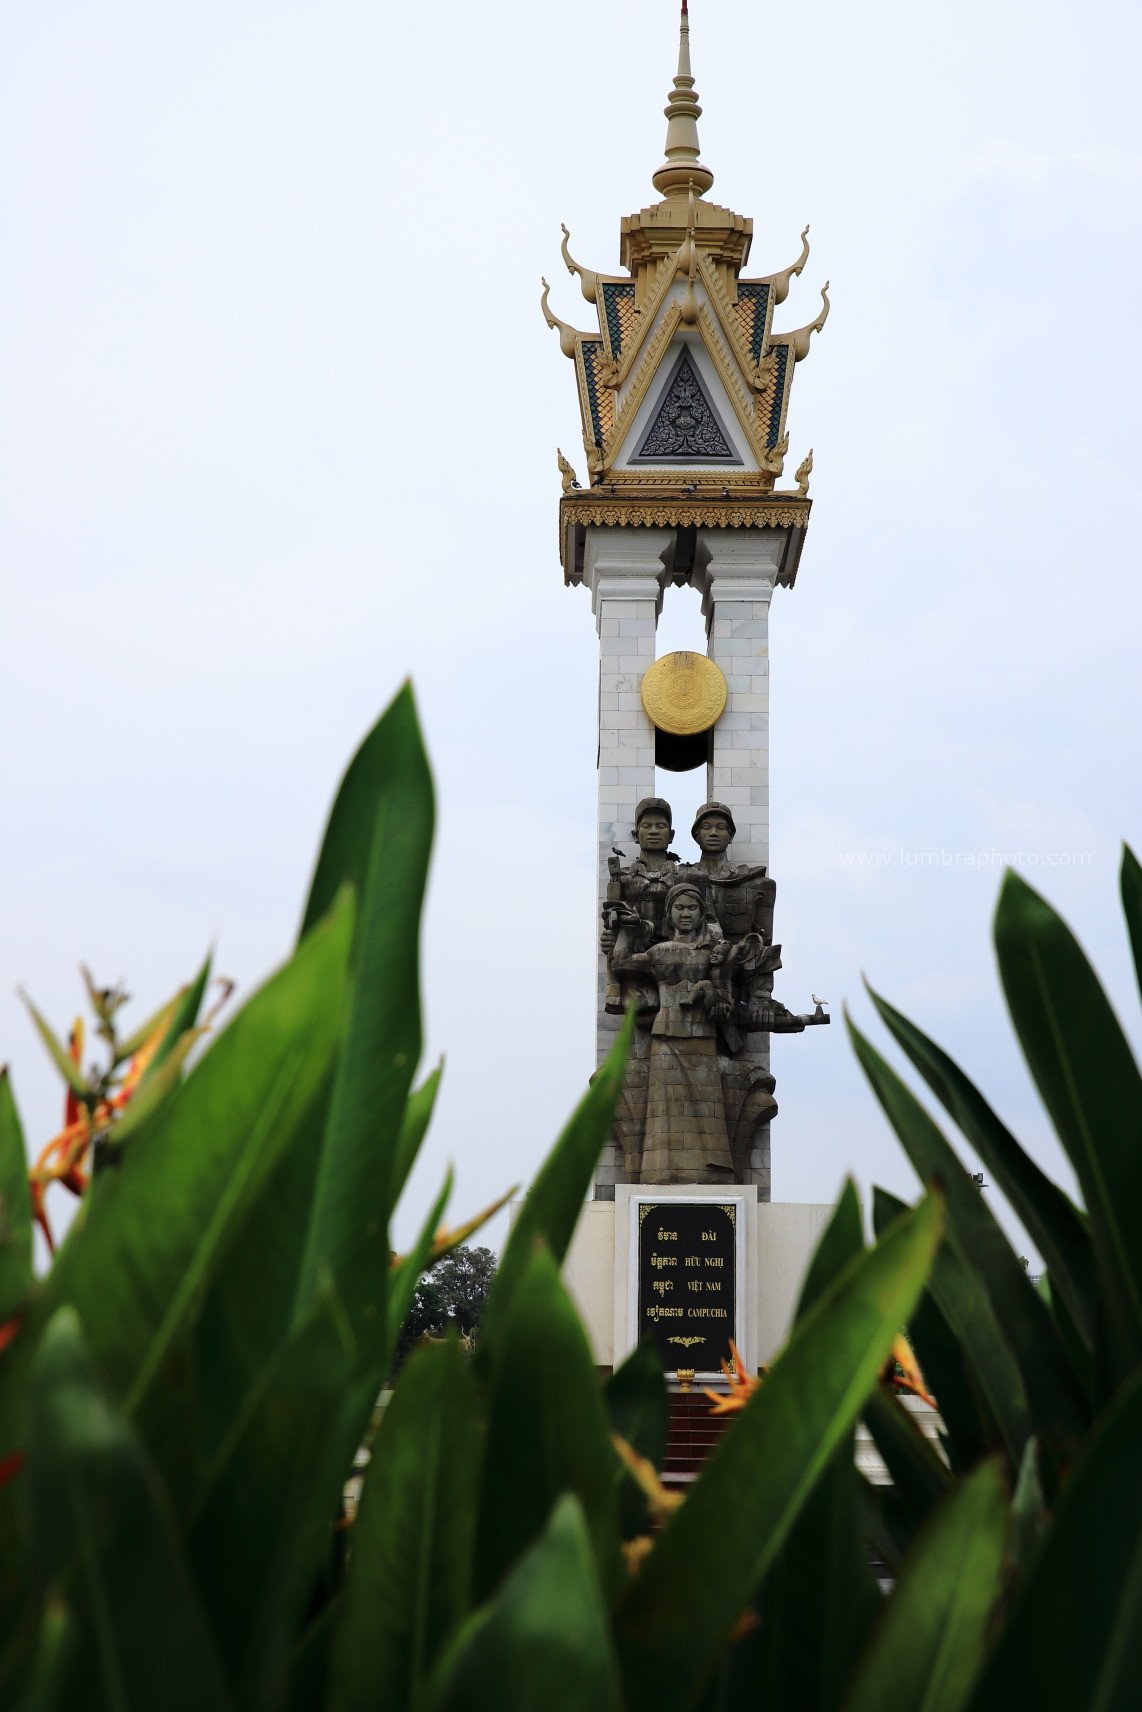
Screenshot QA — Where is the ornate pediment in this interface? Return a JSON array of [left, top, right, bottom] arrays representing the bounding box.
[[543, 3, 827, 503], [632, 351, 741, 464]]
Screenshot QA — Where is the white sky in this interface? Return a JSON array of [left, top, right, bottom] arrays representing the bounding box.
[[2, 0, 1139, 1266]]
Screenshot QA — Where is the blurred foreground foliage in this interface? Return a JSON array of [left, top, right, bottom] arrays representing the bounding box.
[[0, 688, 1139, 1711]]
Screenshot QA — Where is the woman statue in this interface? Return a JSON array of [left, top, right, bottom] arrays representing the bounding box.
[[611, 881, 737, 1184]]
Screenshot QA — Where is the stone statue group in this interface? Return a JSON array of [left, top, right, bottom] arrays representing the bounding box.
[[601, 798, 827, 1186]]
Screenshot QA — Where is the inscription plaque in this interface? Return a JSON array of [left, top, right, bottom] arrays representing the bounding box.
[[637, 1201, 737, 1372]]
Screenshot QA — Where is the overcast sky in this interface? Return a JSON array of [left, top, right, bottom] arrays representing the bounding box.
[[3, 0, 1139, 1266]]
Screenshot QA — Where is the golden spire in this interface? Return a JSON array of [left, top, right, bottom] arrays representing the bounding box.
[[652, 1, 715, 200]]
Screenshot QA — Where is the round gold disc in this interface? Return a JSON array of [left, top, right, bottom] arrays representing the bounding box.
[[640, 651, 728, 736]]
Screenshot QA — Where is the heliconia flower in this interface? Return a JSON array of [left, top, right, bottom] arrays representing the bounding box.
[[611, 1433, 683, 1520], [882, 1332, 937, 1409], [389, 1186, 519, 1271], [704, 1339, 764, 1414], [0, 1452, 24, 1489], [63, 1018, 84, 1129], [0, 1318, 21, 1357]]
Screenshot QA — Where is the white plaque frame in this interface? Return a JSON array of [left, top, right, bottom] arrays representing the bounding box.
[[613, 1184, 757, 1381]]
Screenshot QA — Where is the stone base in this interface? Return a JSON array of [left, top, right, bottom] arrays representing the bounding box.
[[530, 1188, 832, 1374]]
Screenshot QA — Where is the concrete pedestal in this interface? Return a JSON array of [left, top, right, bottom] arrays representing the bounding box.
[[545, 1187, 832, 1375]]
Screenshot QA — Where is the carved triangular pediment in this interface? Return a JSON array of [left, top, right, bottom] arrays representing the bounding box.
[[631, 348, 742, 465]]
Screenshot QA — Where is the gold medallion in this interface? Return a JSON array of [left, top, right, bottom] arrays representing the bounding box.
[[640, 651, 728, 736]]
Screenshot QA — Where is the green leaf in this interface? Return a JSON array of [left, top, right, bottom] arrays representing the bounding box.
[[330, 1337, 481, 1712], [872, 1186, 1025, 1465], [866, 984, 1097, 1349], [848, 1013, 1083, 1465], [24, 1309, 234, 1712], [0, 1070, 32, 1321], [1122, 844, 1142, 1005], [481, 1009, 633, 1354], [299, 682, 428, 945], [994, 869, 1142, 1377], [753, 1450, 883, 1712], [104, 1028, 200, 1152], [15, 1595, 75, 1712], [751, 1182, 882, 1712], [969, 1371, 1142, 1712], [614, 1191, 944, 1712], [186, 1285, 357, 1707], [12, 894, 354, 1468], [842, 1459, 1008, 1712], [433, 1495, 622, 1712], [148, 953, 212, 1075], [862, 1387, 952, 1543], [796, 1178, 864, 1319], [604, 1341, 669, 1541], [18, 998, 87, 1102], [394, 1066, 442, 1203], [473, 1242, 620, 1604], [1010, 1435, 1047, 1573], [293, 686, 434, 1353]]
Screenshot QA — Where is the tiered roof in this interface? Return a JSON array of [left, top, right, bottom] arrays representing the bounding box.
[[547, 2, 827, 582]]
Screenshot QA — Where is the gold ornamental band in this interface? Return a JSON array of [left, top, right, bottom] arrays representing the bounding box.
[[641, 652, 728, 737]]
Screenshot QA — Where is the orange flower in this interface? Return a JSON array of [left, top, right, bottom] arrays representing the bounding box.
[[704, 1339, 764, 1414], [882, 1332, 937, 1409]]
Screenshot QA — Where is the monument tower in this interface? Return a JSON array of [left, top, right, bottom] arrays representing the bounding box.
[[544, 1, 829, 1217]]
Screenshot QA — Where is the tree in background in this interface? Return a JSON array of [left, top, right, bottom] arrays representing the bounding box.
[[393, 1244, 497, 1370]]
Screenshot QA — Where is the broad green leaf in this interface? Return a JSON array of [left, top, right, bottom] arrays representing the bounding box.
[[969, 1371, 1142, 1712], [330, 1337, 481, 1712], [24, 1309, 234, 1712], [872, 1187, 1024, 1464], [866, 984, 1097, 1349], [754, 1451, 882, 1712], [387, 1173, 453, 1360], [187, 1286, 356, 1706], [849, 1014, 1083, 1464], [149, 953, 211, 1075], [393, 1066, 442, 1202], [473, 1243, 619, 1604], [843, 1459, 1007, 1712], [1010, 1435, 1047, 1572], [481, 1009, 633, 1354], [105, 1028, 200, 1151], [1122, 844, 1142, 1004], [796, 1178, 864, 1319], [863, 1388, 951, 1540], [18, 998, 87, 1102], [285, 1600, 340, 1712], [293, 687, 434, 1350], [9, 894, 354, 1477], [614, 1191, 943, 1712], [15, 1595, 74, 1712], [0, 1070, 32, 1321], [433, 1495, 622, 1712], [752, 1181, 881, 1712], [604, 1341, 669, 1541], [179, 1092, 333, 1487], [114, 989, 183, 1062], [994, 869, 1142, 1377], [299, 682, 429, 946]]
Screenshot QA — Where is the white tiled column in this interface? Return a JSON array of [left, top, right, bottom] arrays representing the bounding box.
[[698, 529, 786, 868], [583, 526, 671, 1195], [697, 529, 790, 1198]]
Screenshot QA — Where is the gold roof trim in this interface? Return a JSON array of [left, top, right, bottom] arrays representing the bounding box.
[[559, 490, 812, 580]]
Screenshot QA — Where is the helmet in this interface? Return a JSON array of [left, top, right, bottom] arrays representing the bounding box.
[[691, 801, 737, 840], [633, 796, 673, 829]]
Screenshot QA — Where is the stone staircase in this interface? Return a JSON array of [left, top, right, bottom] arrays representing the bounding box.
[[660, 1390, 734, 1488]]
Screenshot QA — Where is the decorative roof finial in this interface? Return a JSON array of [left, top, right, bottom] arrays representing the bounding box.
[[652, 0, 715, 200]]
